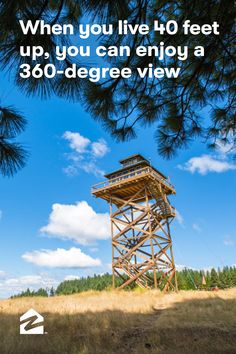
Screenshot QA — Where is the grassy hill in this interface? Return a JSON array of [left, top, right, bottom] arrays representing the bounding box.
[[1, 288, 236, 353]]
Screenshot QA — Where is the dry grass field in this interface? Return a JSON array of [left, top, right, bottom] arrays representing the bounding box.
[[0, 288, 236, 354]]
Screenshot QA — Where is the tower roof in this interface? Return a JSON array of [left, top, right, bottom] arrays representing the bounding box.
[[119, 154, 148, 164], [105, 154, 167, 180]]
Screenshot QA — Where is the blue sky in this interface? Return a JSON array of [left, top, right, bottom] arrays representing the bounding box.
[[0, 71, 235, 298]]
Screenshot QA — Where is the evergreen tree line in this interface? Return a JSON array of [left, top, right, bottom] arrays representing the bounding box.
[[11, 267, 236, 298], [176, 267, 236, 290], [11, 287, 55, 298]]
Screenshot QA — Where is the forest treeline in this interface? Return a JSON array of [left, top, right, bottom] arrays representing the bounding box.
[[11, 287, 55, 298], [11, 266, 236, 298]]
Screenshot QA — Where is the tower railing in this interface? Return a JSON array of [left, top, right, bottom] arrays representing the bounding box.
[[91, 166, 175, 193]]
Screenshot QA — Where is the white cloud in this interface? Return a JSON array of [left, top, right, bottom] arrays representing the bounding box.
[[192, 223, 202, 233], [178, 154, 236, 175], [0, 270, 6, 278], [66, 160, 104, 177], [5, 275, 46, 286], [62, 131, 109, 177], [77, 160, 105, 177], [63, 165, 78, 177], [175, 210, 184, 226], [223, 235, 234, 246], [0, 274, 57, 298], [40, 201, 110, 245], [89, 247, 99, 253], [106, 263, 112, 270], [22, 247, 101, 268], [63, 131, 90, 153], [176, 264, 195, 271], [91, 139, 109, 158], [64, 275, 80, 281]]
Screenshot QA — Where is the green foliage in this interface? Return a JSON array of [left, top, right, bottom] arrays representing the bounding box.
[[0, 106, 27, 176], [55, 267, 236, 295], [49, 286, 55, 296], [210, 268, 219, 287], [176, 266, 236, 290], [55, 273, 124, 295], [11, 287, 49, 298], [10, 267, 236, 298]]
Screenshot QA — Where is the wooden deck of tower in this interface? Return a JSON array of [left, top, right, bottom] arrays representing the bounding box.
[[92, 154, 178, 291]]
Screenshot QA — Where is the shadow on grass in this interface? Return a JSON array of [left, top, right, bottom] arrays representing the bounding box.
[[0, 297, 236, 354]]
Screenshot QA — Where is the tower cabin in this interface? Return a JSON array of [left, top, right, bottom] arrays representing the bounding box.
[[92, 154, 175, 205]]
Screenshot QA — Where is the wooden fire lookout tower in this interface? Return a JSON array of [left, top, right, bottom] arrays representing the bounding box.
[[92, 154, 178, 291]]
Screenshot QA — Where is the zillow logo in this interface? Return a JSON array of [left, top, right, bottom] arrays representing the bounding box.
[[20, 309, 44, 335]]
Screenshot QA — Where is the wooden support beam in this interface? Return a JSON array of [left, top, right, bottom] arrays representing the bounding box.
[[97, 169, 178, 291]]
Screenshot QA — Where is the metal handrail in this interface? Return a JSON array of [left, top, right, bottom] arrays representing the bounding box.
[[92, 166, 175, 192]]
